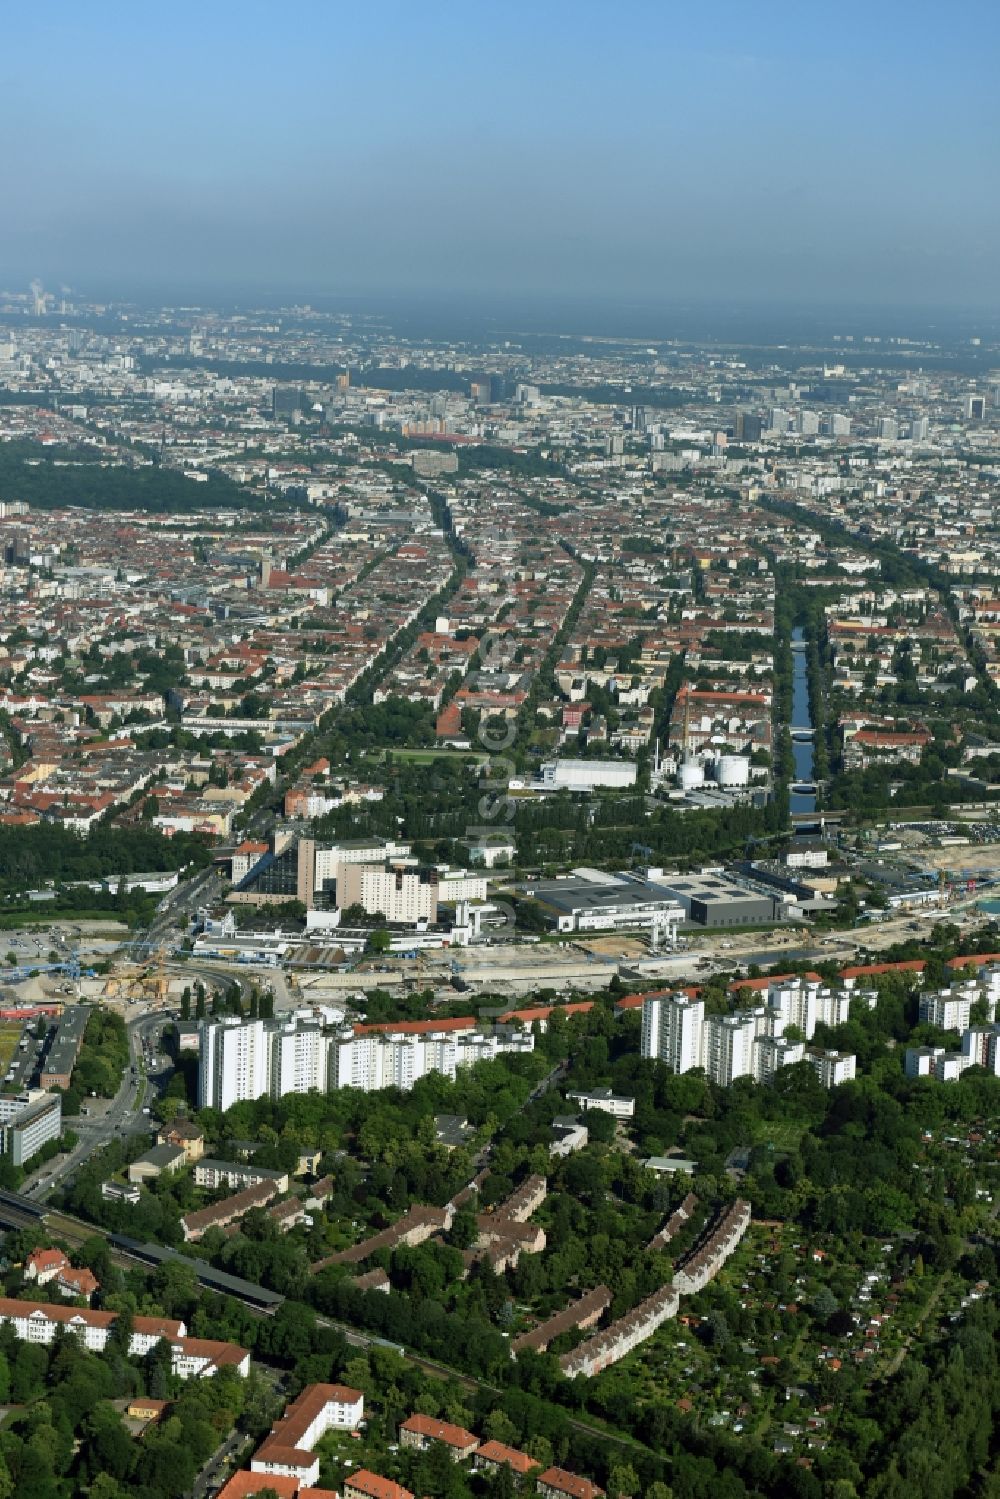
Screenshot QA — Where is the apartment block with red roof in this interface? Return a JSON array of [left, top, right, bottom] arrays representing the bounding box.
[[400, 1413, 479, 1461]]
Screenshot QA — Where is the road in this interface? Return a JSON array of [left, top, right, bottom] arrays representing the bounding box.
[[191, 1429, 252, 1499], [22, 1010, 168, 1203]]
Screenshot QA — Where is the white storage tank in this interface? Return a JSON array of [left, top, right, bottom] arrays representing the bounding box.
[[715, 754, 750, 787], [678, 760, 706, 790]]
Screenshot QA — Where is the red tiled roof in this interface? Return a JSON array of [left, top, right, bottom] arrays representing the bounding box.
[[344, 1471, 414, 1499], [498, 1001, 594, 1024], [840, 960, 926, 979], [352, 1016, 477, 1037], [477, 1440, 539, 1474], [538, 1468, 605, 1499], [401, 1413, 478, 1449], [727, 972, 821, 993], [947, 952, 1000, 968]]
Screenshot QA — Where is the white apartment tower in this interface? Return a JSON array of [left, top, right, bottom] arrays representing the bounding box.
[[199, 1018, 269, 1112], [704, 1012, 757, 1086], [641, 993, 705, 1073]]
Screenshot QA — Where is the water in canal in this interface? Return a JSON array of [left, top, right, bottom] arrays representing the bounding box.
[[790, 625, 817, 817]]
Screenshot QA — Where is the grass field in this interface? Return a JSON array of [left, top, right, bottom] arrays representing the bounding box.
[[0, 1022, 24, 1076], [384, 748, 489, 763], [751, 1119, 808, 1151]]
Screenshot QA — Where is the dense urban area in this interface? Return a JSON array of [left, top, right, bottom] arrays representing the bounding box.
[[0, 286, 997, 1499]]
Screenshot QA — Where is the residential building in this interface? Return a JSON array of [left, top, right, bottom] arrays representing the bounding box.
[[809, 1050, 857, 1087], [905, 1046, 941, 1078], [641, 992, 705, 1073], [559, 1284, 679, 1379], [128, 1143, 187, 1183], [193, 1159, 290, 1193], [338, 861, 438, 924], [672, 1199, 752, 1295], [156, 1119, 206, 1162], [0, 1299, 248, 1377], [475, 1442, 540, 1477], [753, 1034, 805, 1085], [400, 1414, 479, 1462], [181, 1180, 281, 1242], [537, 1468, 605, 1499], [344, 1471, 414, 1499], [564, 1087, 635, 1117], [920, 991, 973, 1032], [251, 1383, 364, 1486], [199, 1017, 269, 1112], [704, 1012, 757, 1086], [39, 1006, 89, 1089]]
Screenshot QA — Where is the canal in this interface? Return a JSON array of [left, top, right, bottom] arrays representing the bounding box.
[[790, 624, 817, 816]]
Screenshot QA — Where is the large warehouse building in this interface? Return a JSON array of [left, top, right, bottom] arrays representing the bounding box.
[[521, 871, 684, 938], [658, 871, 788, 928]]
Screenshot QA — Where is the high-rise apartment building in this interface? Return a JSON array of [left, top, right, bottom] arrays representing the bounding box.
[[198, 1016, 535, 1107], [640, 992, 705, 1073], [704, 1012, 757, 1086]]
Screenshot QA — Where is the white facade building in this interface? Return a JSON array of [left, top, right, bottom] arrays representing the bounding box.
[[920, 991, 973, 1032], [271, 1023, 329, 1098], [338, 863, 438, 924], [704, 1012, 758, 1086], [809, 1050, 857, 1088], [765, 979, 850, 1040], [539, 758, 637, 792], [199, 1018, 269, 1112], [753, 1034, 805, 1085], [330, 1025, 534, 1094], [641, 992, 705, 1073]]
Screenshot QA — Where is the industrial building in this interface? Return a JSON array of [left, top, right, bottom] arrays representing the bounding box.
[[522, 871, 684, 938], [537, 759, 637, 792], [659, 871, 787, 927]]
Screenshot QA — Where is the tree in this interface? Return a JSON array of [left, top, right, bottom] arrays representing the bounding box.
[[366, 929, 391, 955], [483, 1409, 519, 1446], [11, 1342, 47, 1402], [607, 1465, 640, 1499]]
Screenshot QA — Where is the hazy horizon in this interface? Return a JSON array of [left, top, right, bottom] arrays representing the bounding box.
[[3, 0, 998, 313]]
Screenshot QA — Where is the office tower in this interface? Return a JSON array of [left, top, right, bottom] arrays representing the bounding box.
[[605, 433, 624, 458], [640, 992, 704, 1073], [910, 415, 929, 440], [831, 413, 851, 436], [272, 386, 302, 418], [797, 410, 819, 435], [966, 394, 986, 420], [767, 407, 789, 434], [631, 405, 647, 433], [877, 416, 898, 440], [734, 411, 762, 442]]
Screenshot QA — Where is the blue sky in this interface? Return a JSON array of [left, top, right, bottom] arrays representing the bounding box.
[[2, 0, 997, 308]]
